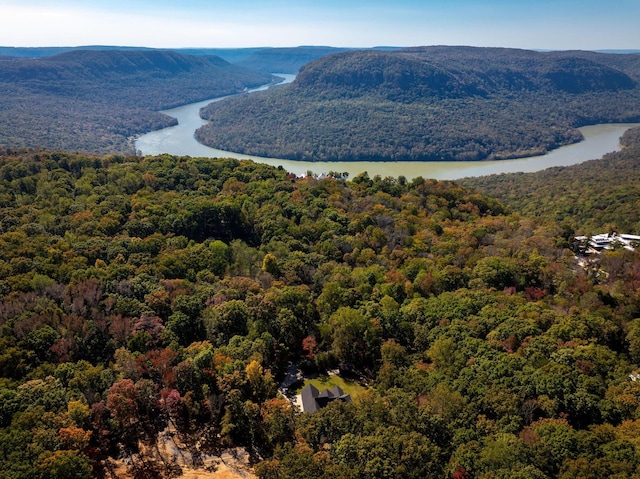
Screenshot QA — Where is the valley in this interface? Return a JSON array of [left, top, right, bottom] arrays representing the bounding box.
[[135, 87, 639, 179]]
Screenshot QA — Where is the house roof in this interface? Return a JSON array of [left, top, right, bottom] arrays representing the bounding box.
[[299, 383, 352, 413], [300, 384, 320, 413]]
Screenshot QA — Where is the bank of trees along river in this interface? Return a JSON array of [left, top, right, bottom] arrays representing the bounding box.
[[0, 50, 274, 155], [462, 126, 640, 235], [197, 47, 640, 163], [2, 136, 640, 477]]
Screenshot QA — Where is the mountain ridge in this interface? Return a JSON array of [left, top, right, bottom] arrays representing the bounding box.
[[196, 46, 640, 162], [293, 47, 637, 98], [0, 49, 275, 154]]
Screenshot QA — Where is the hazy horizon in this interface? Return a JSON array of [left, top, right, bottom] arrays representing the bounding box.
[[1, 0, 639, 51]]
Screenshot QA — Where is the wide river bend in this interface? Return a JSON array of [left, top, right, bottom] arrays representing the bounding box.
[[136, 75, 640, 180]]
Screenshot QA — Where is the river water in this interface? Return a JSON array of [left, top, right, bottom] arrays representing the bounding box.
[[136, 75, 639, 180]]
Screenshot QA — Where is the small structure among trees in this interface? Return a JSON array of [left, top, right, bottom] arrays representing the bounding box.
[[298, 384, 351, 413]]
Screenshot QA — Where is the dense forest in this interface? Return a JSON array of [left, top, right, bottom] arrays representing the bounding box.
[[1, 127, 640, 478], [231, 46, 355, 74], [0, 50, 275, 155], [197, 47, 640, 162], [461, 126, 640, 235]]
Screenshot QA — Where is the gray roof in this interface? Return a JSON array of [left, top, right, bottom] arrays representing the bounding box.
[[299, 383, 351, 413], [300, 384, 320, 413]]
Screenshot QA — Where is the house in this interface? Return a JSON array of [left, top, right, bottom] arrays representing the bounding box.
[[298, 384, 352, 413], [574, 232, 640, 254]]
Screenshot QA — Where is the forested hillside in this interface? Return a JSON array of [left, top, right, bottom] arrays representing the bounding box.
[[232, 46, 354, 73], [0, 50, 275, 154], [197, 47, 640, 162], [2, 139, 640, 477], [461, 126, 640, 235]]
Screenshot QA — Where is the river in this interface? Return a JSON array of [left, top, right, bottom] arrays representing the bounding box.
[[136, 75, 640, 180]]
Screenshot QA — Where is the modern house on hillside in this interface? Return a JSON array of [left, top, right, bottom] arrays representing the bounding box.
[[298, 384, 351, 413], [574, 233, 640, 254]]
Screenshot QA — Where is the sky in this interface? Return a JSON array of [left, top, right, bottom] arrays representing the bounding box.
[[1, 0, 639, 51]]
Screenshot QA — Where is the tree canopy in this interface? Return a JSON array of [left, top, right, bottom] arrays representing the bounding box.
[[0, 50, 275, 155], [0, 140, 640, 477], [197, 47, 640, 162]]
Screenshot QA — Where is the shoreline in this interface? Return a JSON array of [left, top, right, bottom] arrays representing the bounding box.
[[136, 77, 640, 180]]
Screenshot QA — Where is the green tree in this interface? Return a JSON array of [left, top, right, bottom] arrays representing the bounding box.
[[328, 307, 381, 369], [37, 450, 92, 479], [203, 300, 251, 346]]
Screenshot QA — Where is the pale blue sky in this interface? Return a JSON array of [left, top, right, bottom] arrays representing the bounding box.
[[1, 0, 638, 50]]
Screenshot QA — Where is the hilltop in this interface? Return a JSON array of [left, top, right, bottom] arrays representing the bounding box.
[[293, 47, 638, 96], [197, 46, 640, 162], [0, 49, 275, 154]]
